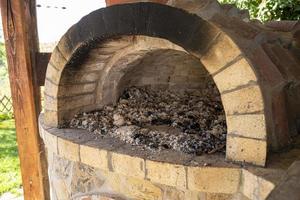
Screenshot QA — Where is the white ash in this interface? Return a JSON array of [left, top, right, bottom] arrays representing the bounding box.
[[68, 85, 227, 155]]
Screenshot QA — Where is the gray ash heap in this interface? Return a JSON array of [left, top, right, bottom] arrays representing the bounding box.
[[68, 85, 227, 155]]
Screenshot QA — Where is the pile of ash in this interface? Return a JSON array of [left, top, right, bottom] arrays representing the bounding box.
[[68, 85, 227, 155]]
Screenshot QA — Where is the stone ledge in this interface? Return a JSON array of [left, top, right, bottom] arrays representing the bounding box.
[[187, 167, 241, 194], [111, 152, 146, 179], [39, 117, 277, 196], [80, 145, 109, 171], [146, 160, 187, 189], [57, 137, 80, 162]]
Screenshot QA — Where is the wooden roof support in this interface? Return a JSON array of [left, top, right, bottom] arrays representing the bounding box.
[[0, 0, 49, 199], [36, 52, 51, 86]]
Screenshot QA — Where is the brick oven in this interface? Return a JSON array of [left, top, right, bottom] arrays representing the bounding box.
[[39, 1, 300, 199]]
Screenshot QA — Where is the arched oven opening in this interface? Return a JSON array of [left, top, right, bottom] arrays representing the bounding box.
[[65, 44, 227, 157]]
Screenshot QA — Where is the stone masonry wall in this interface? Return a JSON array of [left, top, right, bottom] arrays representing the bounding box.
[[48, 154, 236, 200], [40, 120, 277, 200]]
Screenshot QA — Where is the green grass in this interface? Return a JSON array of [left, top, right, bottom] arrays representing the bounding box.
[[0, 119, 22, 195]]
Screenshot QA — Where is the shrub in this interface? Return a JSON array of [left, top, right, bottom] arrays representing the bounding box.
[[0, 113, 13, 122], [218, 0, 300, 22]]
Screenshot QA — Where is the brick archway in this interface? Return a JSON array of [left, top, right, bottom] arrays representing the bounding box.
[[44, 3, 267, 166]]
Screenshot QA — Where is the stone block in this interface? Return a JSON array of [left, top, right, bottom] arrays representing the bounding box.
[[81, 60, 107, 71], [241, 169, 275, 200], [221, 85, 264, 115], [86, 52, 111, 63], [134, 35, 184, 52], [226, 135, 267, 166], [184, 190, 207, 200], [60, 70, 100, 85], [206, 193, 233, 200], [50, 47, 67, 70], [187, 167, 241, 194], [57, 94, 95, 110], [170, 75, 188, 83], [38, 122, 45, 140], [160, 186, 185, 200], [111, 153, 145, 179], [80, 145, 109, 171], [213, 58, 257, 92], [269, 44, 300, 80], [167, 0, 212, 14], [105, 172, 163, 200], [58, 83, 96, 98], [146, 160, 186, 189], [44, 129, 58, 154], [227, 114, 267, 140], [51, 176, 70, 200], [58, 137, 79, 162], [44, 79, 59, 97], [122, 177, 163, 200], [77, 194, 126, 200], [44, 110, 59, 127], [201, 33, 241, 74], [57, 36, 73, 62], [230, 193, 251, 200], [211, 14, 260, 39], [44, 96, 58, 112], [45, 63, 61, 85], [139, 77, 157, 85]]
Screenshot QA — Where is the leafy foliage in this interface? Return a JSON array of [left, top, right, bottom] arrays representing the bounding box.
[[0, 120, 21, 196], [0, 113, 13, 122], [218, 0, 300, 22]]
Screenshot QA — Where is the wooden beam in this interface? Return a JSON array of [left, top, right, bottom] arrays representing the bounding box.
[[25, 0, 41, 112], [36, 52, 51, 86], [0, 0, 48, 199]]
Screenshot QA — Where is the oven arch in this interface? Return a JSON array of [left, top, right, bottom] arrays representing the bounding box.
[[43, 3, 267, 166]]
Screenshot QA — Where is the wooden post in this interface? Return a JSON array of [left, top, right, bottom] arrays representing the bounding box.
[[0, 0, 48, 199], [24, 0, 41, 113]]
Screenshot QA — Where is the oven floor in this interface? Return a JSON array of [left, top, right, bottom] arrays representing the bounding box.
[[67, 86, 226, 156]]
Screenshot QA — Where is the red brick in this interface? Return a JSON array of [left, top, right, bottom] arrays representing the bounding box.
[[270, 87, 292, 150], [251, 46, 285, 87]]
